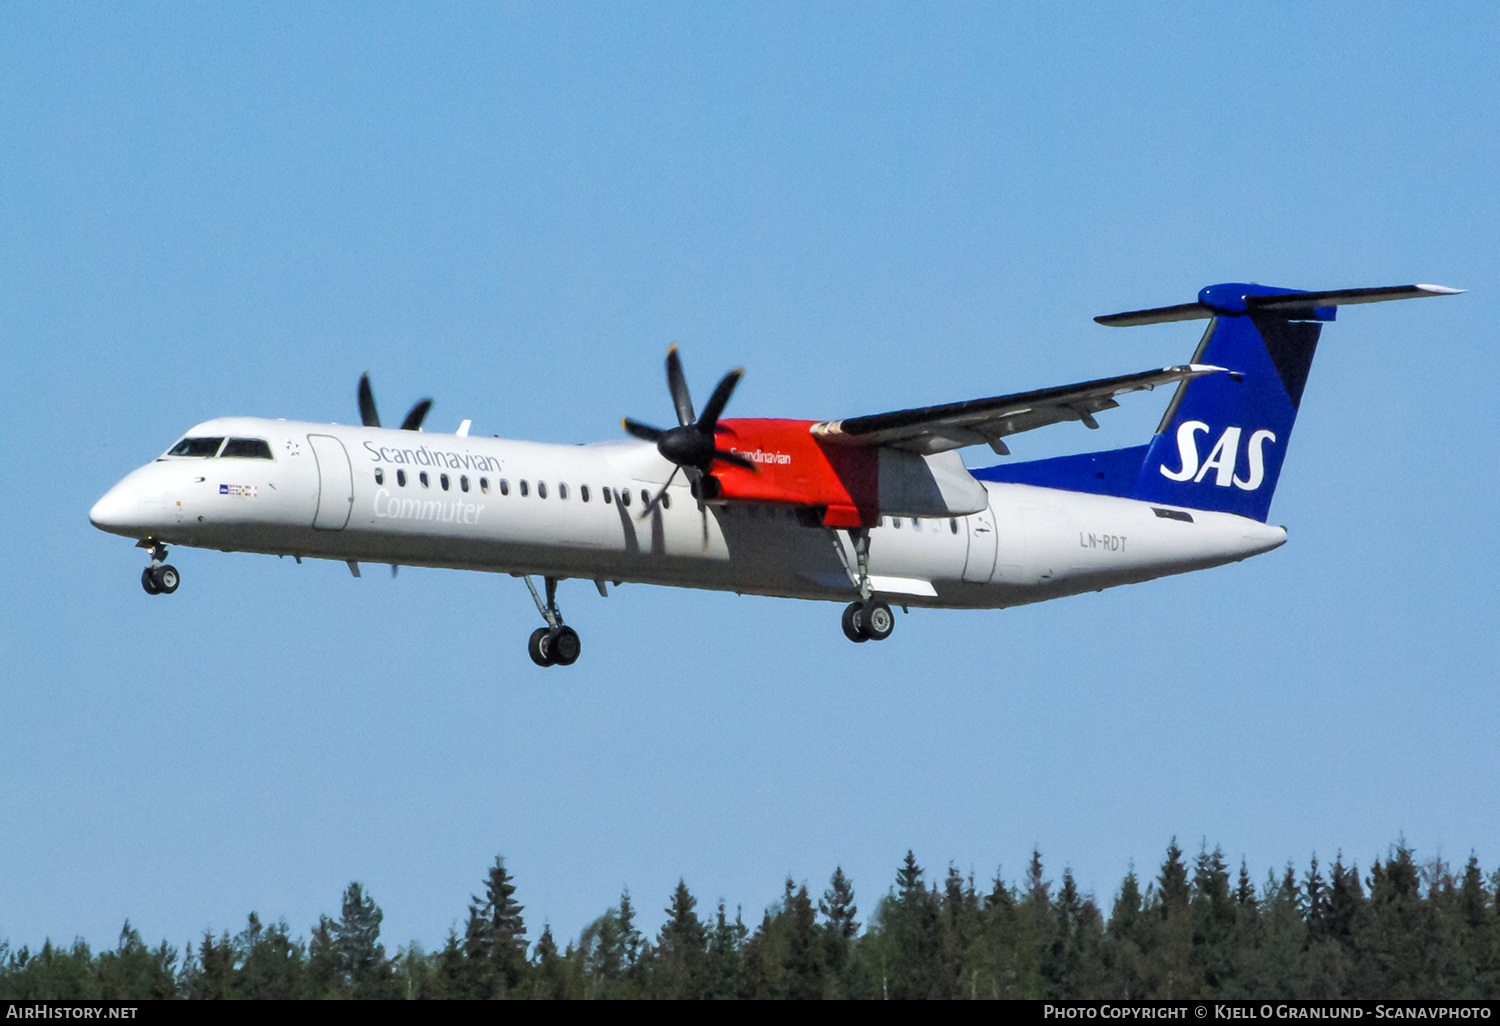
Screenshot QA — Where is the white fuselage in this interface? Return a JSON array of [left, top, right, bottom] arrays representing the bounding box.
[[90, 417, 1287, 608]]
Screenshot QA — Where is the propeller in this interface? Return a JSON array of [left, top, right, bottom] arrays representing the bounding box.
[[623, 346, 756, 519], [359, 373, 433, 431]]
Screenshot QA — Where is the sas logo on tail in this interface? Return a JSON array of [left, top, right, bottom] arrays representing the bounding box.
[[1159, 422, 1276, 491]]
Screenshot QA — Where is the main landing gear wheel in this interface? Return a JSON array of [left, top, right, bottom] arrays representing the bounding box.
[[522, 576, 582, 667], [141, 567, 160, 595], [528, 627, 555, 666], [528, 625, 582, 667], [841, 602, 868, 643], [842, 600, 894, 643]]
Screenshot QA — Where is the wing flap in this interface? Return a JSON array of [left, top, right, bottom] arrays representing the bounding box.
[[812, 364, 1223, 456]]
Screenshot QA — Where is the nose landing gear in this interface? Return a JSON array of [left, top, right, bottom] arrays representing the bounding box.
[[523, 575, 581, 666], [138, 541, 180, 595]]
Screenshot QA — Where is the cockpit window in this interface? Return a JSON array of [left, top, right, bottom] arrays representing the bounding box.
[[167, 437, 224, 458], [220, 438, 273, 459]]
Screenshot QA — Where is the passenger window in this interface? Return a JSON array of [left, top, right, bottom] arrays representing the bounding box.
[[167, 437, 224, 458], [661, 492, 670, 510], [499, 479, 509, 496], [603, 488, 612, 505], [221, 438, 274, 459], [375, 468, 384, 485], [879, 516, 887, 527], [559, 483, 568, 500], [480, 477, 489, 494], [440, 473, 450, 491], [397, 469, 407, 487], [620, 489, 631, 507], [538, 481, 548, 499], [913, 518, 922, 531], [420, 471, 430, 488], [893, 518, 902, 529], [520, 480, 529, 497], [950, 518, 959, 534], [581, 485, 591, 503], [460, 475, 470, 493]]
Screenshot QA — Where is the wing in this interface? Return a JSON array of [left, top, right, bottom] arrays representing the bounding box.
[[810, 364, 1225, 456]]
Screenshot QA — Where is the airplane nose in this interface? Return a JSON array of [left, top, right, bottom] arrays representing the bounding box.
[[90, 482, 142, 535]]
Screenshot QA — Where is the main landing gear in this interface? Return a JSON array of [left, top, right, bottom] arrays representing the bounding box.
[[138, 541, 180, 595], [842, 599, 894, 643], [523, 576, 581, 667], [833, 526, 895, 643]]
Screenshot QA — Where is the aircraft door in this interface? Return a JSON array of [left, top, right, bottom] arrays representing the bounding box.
[[308, 434, 354, 531], [961, 507, 998, 584]]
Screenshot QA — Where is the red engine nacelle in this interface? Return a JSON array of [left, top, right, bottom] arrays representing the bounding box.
[[707, 419, 877, 528]]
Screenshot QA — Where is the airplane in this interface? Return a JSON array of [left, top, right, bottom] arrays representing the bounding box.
[[90, 281, 1459, 666]]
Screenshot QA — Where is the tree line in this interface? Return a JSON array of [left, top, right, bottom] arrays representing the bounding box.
[[4, 841, 1499, 999]]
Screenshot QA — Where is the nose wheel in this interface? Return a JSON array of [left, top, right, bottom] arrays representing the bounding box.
[[523, 576, 582, 666], [842, 599, 894, 643], [138, 542, 180, 595]]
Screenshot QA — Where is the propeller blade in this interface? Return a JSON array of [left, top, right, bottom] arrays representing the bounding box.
[[711, 449, 756, 472], [697, 368, 743, 431], [622, 418, 664, 443], [400, 399, 433, 431], [638, 466, 681, 520], [666, 345, 695, 427], [358, 374, 381, 428]]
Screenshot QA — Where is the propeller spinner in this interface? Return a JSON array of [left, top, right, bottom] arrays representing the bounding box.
[[622, 346, 755, 516], [359, 373, 432, 432]]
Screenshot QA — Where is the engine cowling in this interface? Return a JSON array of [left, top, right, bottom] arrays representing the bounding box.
[[707, 419, 988, 527]]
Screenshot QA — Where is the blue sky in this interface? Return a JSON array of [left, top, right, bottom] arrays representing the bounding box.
[[3, 3, 1496, 954]]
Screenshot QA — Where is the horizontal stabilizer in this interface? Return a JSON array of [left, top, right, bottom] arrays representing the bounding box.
[[1094, 303, 1214, 327], [1245, 283, 1463, 313], [1097, 282, 1462, 327]]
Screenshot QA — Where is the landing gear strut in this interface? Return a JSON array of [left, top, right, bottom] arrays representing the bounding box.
[[832, 527, 894, 642], [523, 576, 581, 667], [138, 541, 180, 595]]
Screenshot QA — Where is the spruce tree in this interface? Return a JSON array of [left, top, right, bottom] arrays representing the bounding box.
[[780, 883, 823, 999], [819, 867, 859, 994], [619, 888, 643, 973], [1191, 846, 1235, 994], [186, 931, 234, 1000], [236, 914, 304, 999], [657, 879, 708, 999], [94, 921, 176, 1000], [1155, 840, 1197, 998], [335, 882, 395, 999], [942, 865, 981, 999], [886, 851, 942, 999], [530, 925, 567, 999], [705, 901, 746, 999], [820, 867, 860, 940], [479, 856, 528, 992], [1106, 868, 1150, 1000]]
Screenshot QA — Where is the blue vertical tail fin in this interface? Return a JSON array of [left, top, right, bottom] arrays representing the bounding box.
[[1101, 282, 1460, 521]]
